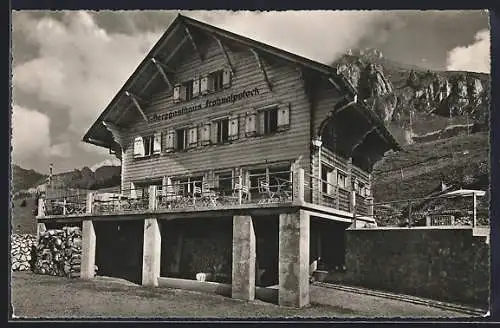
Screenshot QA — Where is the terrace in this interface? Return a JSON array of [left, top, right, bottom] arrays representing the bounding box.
[[37, 168, 374, 225]]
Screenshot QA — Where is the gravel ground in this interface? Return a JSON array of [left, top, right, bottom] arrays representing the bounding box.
[[10, 271, 472, 319]]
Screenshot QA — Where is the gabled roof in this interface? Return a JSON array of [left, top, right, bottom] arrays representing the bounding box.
[[82, 13, 399, 151]]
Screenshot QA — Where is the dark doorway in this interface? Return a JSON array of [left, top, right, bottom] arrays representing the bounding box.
[[254, 215, 279, 287], [94, 220, 144, 284], [311, 218, 350, 271]]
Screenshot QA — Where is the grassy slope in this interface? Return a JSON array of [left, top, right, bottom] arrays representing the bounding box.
[[372, 131, 489, 203], [11, 197, 37, 235]]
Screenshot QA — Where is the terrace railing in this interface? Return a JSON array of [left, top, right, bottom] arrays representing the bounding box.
[[37, 170, 296, 217], [303, 171, 372, 216]]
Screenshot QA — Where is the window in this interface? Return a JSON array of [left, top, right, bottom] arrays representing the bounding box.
[[176, 128, 187, 151], [337, 171, 347, 189], [356, 181, 367, 197], [183, 80, 194, 101], [321, 164, 336, 195], [210, 70, 224, 92], [173, 176, 203, 196], [215, 171, 233, 195], [262, 107, 278, 135], [215, 118, 229, 144], [133, 134, 161, 158]]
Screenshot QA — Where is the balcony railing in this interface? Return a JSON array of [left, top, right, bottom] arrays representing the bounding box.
[[39, 170, 296, 217], [37, 168, 379, 220], [303, 172, 372, 216]]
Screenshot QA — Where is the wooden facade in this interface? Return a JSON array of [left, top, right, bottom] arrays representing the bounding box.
[[81, 15, 399, 213], [37, 14, 402, 308]]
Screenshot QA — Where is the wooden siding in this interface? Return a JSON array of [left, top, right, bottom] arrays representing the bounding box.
[[121, 38, 311, 188]]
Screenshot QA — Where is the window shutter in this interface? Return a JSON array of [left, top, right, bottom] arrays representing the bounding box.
[[326, 171, 335, 194], [193, 77, 200, 98], [165, 131, 176, 152], [200, 123, 211, 146], [130, 182, 137, 199], [245, 113, 257, 137], [277, 104, 290, 131], [173, 85, 181, 102], [211, 122, 218, 144], [153, 132, 162, 154], [223, 68, 232, 88], [133, 136, 145, 158], [258, 111, 265, 135], [200, 76, 208, 94], [229, 116, 239, 140], [179, 85, 187, 101], [188, 127, 198, 147], [208, 75, 215, 93]]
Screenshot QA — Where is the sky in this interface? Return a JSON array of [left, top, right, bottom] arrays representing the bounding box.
[[10, 10, 490, 174]]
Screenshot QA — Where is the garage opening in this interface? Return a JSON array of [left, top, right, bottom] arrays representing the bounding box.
[[94, 220, 144, 284], [160, 217, 233, 284], [310, 217, 351, 272]]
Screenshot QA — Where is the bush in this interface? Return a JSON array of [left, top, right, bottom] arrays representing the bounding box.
[[20, 199, 27, 207]]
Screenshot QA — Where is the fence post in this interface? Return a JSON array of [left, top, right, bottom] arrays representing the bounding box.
[[149, 185, 157, 210], [86, 192, 94, 214], [37, 197, 45, 218], [408, 201, 412, 227], [473, 192, 477, 227]]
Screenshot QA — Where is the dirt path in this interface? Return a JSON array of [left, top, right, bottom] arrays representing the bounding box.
[[10, 272, 474, 319]]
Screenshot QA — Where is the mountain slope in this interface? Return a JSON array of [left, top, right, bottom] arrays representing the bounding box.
[[12, 165, 47, 194], [372, 131, 489, 203], [332, 48, 490, 144]]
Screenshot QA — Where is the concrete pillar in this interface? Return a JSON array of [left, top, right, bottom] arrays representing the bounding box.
[[142, 218, 161, 287], [231, 215, 256, 301], [37, 197, 45, 218], [279, 210, 310, 308], [86, 192, 94, 214], [36, 223, 46, 239], [81, 220, 96, 280]]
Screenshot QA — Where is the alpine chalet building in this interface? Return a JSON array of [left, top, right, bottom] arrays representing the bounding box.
[[37, 14, 400, 308]]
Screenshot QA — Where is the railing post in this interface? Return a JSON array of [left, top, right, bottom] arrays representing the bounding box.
[[86, 192, 94, 214], [192, 181, 196, 206], [37, 197, 45, 218], [238, 175, 243, 205], [149, 185, 157, 210], [366, 196, 374, 217], [350, 190, 357, 226], [297, 168, 305, 203], [63, 198, 67, 216]]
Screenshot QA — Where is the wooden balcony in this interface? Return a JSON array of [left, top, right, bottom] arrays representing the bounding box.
[[36, 169, 376, 226]]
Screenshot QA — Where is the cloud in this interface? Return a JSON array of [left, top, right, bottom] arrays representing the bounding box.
[[11, 105, 52, 164], [186, 10, 393, 64], [446, 29, 490, 73], [13, 11, 162, 138], [49, 142, 72, 158]]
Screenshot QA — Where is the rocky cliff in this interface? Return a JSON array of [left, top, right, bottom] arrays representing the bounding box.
[[333, 48, 490, 144]]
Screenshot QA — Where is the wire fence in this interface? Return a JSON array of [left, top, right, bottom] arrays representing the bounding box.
[[371, 193, 489, 228]]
